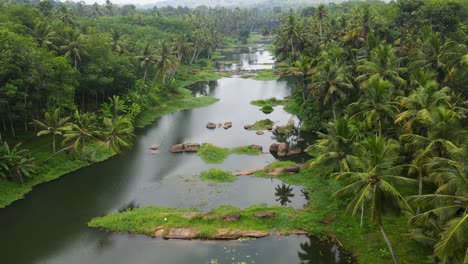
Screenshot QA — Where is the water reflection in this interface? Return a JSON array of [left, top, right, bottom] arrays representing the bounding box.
[[274, 183, 295, 206], [298, 236, 353, 264]]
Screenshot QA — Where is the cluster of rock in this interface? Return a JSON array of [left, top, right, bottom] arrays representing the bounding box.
[[269, 143, 302, 156], [206, 121, 232, 129], [151, 210, 299, 240], [170, 143, 200, 153]]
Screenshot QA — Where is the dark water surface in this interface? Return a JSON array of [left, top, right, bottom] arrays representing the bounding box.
[[0, 51, 351, 264]]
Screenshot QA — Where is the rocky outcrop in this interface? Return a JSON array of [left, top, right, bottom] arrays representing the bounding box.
[[166, 227, 201, 239], [234, 168, 262, 176], [170, 144, 185, 153], [270, 143, 279, 152], [211, 229, 269, 240], [184, 143, 200, 152], [153, 227, 269, 240], [253, 211, 277, 218], [223, 121, 233, 129], [170, 144, 200, 153], [149, 145, 159, 150], [288, 147, 302, 155], [286, 166, 300, 173], [219, 214, 241, 222], [206, 122, 216, 129], [277, 143, 287, 156]]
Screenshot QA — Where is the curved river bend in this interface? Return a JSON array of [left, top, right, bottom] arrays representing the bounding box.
[[0, 49, 350, 264]]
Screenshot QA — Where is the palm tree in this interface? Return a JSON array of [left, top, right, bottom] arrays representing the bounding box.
[[350, 78, 398, 136], [102, 116, 135, 154], [408, 136, 468, 263], [356, 45, 406, 86], [281, 12, 303, 59], [61, 31, 89, 70], [334, 136, 416, 264], [151, 41, 179, 86], [101, 96, 128, 121], [314, 3, 327, 39], [280, 56, 313, 103], [309, 60, 353, 118], [62, 111, 102, 157], [309, 118, 360, 172], [33, 20, 59, 51], [34, 109, 70, 154], [275, 183, 295, 206], [110, 28, 128, 55], [134, 44, 156, 93], [0, 141, 36, 183]]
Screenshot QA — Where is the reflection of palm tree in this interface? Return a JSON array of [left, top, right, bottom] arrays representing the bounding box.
[[275, 183, 295, 206], [118, 201, 139, 212], [298, 237, 348, 264]]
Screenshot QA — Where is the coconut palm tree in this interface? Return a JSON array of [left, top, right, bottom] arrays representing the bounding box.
[[135, 44, 156, 93], [34, 109, 70, 154], [280, 12, 303, 59], [151, 41, 179, 86], [334, 136, 416, 264], [0, 141, 36, 183], [33, 20, 59, 51], [101, 96, 128, 121], [356, 44, 406, 86], [110, 28, 128, 55], [62, 111, 102, 157], [61, 31, 89, 70], [309, 118, 360, 172], [281, 56, 313, 103], [408, 136, 468, 263], [314, 3, 327, 39], [350, 78, 398, 136], [102, 116, 135, 154]]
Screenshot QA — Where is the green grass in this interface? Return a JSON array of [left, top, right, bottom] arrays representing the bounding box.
[[250, 119, 274, 130], [200, 168, 237, 183], [88, 204, 311, 237], [253, 70, 279, 81], [250, 97, 284, 107], [260, 105, 274, 113], [197, 143, 262, 164]]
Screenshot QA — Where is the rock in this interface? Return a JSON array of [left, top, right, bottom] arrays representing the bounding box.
[[266, 168, 284, 176], [277, 143, 287, 156], [297, 138, 305, 143], [256, 130, 264, 135], [223, 121, 232, 129], [288, 147, 302, 155], [219, 214, 241, 222], [153, 226, 166, 237], [184, 143, 200, 152], [211, 229, 269, 239], [234, 168, 262, 176], [182, 212, 204, 219], [266, 125, 273, 131], [286, 166, 300, 173], [166, 227, 201, 239], [250, 145, 263, 151], [269, 143, 279, 152], [292, 230, 308, 235], [170, 144, 185, 153], [217, 123, 222, 128], [149, 144, 159, 150], [206, 122, 216, 129], [253, 211, 278, 218], [244, 124, 252, 130]]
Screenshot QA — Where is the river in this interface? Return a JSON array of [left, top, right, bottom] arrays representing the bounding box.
[[0, 47, 350, 264]]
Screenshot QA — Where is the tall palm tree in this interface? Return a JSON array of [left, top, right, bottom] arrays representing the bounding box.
[[309, 60, 353, 118], [101, 96, 128, 121], [62, 111, 102, 157], [34, 109, 70, 154], [334, 136, 416, 264], [102, 116, 135, 154], [151, 41, 179, 86], [61, 31, 89, 70], [280, 56, 313, 103], [33, 20, 59, 51], [281, 12, 303, 59], [408, 136, 468, 263], [309, 118, 360, 172], [356, 44, 406, 86], [314, 3, 327, 39], [110, 28, 128, 55], [350, 78, 398, 136], [134, 44, 156, 93]]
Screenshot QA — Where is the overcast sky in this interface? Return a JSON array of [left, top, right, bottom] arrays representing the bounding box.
[[66, 0, 164, 5]]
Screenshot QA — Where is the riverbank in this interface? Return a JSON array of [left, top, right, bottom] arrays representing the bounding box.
[[89, 161, 431, 264], [0, 71, 225, 209]]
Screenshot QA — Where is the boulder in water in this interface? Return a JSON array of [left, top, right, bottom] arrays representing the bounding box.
[[288, 147, 302, 155], [277, 143, 287, 156], [244, 124, 252, 130], [170, 144, 185, 153], [256, 130, 264, 135], [184, 143, 200, 152], [270, 143, 279, 152], [223, 121, 233, 129], [206, 122, 216, 129], [149, 144, 159, 150]]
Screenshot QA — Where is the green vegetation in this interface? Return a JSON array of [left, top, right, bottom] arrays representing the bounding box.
[[250, 97, 284, 107], [275, 0, 468, 262], [88, 204, 311, 237], [200, 168, 237, 183], [197, 143, 262, 164], [250, 119, 274, 130], [253, 69, 279, 81], [260, 105, 274, 114]]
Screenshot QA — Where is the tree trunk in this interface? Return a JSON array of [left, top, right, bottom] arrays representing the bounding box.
[[52, 134, 56, 154], [379, 225, 398, 264], [140, 67, 148, 93], [360, 203, 364, 227]]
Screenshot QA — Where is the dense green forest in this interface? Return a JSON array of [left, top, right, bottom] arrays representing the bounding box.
[[274, 0, 468, 263], [1, 0, 468, 263]]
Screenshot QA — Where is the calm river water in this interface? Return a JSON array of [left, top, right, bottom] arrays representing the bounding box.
[[0, 48, 351, 264]]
